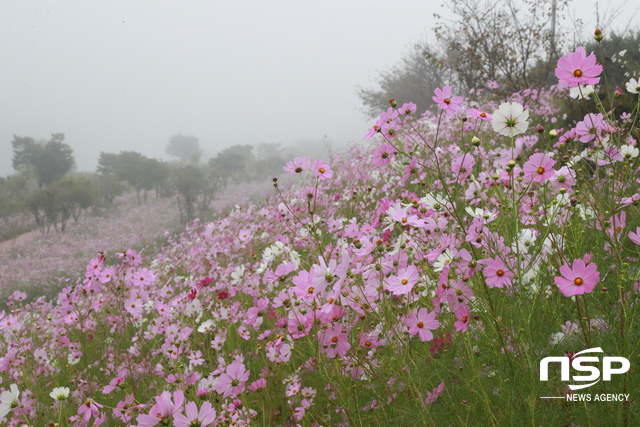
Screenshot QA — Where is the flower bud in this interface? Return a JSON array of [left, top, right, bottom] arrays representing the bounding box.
[[507, 160, 516, 167], [614, 88, 623, 98], [471, 136, 481, 146], [388, 98, 397, 108], [594, 28, 603, 42], [537, 125, 545, 134], [549, 129, 557, 138]]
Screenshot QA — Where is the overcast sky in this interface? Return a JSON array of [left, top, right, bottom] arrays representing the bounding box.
[[1, 0, 637, 177]]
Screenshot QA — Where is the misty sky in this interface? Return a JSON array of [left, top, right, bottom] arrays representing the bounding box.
[[1, 0, 637, 177]]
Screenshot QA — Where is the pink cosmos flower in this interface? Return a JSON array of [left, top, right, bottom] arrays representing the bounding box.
[[212, 360, 250, 398], [173, 401, 216, 427], [555, 46, 603, 88], [313, 159, 333, 180], [364, 108, 399, 138], [467, 108, 492, 121], [554, 256, 600, 297], [130, 267, 156, 287], [372, 143, 397, 167], [482, 257, 514, 288], [575, 113, 611, 143], [405, 308, 439, 342], [432, 86, 463, 114], [136, 390, 185, 427], [628, 227, 640, 245], [549, 166, 576, 190], [386, 203, 425, 228], [386, 265, 420, 295], [451, 153, 475, 179], [399, 102, 417, 115], [319, 323, 351, 358], [425, 382, 445, 405], [103, 368, 128, 394], [454, 305, 471, 332], [523, 153, 556, 183], [283, 156, 311, 175], [248, 378, 267, 391], [78, 399, 104, 425]]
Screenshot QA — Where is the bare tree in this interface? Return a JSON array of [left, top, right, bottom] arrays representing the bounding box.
[[433, 0, 570, 97]]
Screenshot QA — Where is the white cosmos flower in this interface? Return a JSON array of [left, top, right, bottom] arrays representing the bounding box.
[[569, 84, 595, 100], [433, 249, 455, 272], [620, 144, 639, 159], [626, 77, 640, 94], [491, 102, 529, 137], [464, 207, 497, 222], [0, 384, 19, 417], [50, 386, 70, 401]]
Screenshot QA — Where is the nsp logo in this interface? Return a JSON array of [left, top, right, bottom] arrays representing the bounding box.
[[540, 347, 630, 390]]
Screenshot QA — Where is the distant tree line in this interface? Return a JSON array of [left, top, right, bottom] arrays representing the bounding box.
[[0, 132, 328, 236]]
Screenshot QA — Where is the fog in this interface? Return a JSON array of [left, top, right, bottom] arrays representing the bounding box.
[[0, 0, 636, 177]]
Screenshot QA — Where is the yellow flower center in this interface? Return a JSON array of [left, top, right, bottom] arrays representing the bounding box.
[[537, 167, 545, 174], [574, 277, 584, 286], [573, 69, 583, 77]]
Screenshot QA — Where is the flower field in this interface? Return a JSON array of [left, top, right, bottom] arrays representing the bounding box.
[[1, 46, 640, 426]]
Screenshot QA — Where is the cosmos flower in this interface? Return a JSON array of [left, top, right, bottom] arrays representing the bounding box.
[[405, 308, 439, 342], [523, 153, 556, 183], [432, 86, 464, 114], [625, 77, 640, 94], [555, 46, 603, 88], [554, 256, 600, 297], [0, 384, 19, 418], [491, 102, 529, 137]]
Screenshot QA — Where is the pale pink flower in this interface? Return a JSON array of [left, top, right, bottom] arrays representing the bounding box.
[[405, 308, 439, 342], [386, 265, 420, 295], [173, 401, 216, 427], [213, 360, 250, 398], [432, 86, 464, 114], [283, 156, 311, 174], [312, 159, 333, 180]]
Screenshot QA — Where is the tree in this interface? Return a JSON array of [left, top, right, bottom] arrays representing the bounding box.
[[357, 41, 445, 118], [208, 145, 256, 185], [358, 0, 572, 115], [27, 176, 95, 233], [98, 151, 155, 204], [173, 165, 220, 222], [11, 133, 75, 188], [166, 133, 202, 164], [52, 177, 94, 231], [433, 0, 568, 97]]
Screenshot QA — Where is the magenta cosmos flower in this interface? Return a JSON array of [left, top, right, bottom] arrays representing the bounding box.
[[554, 257, 600, 297], [432, 86, 463, 114], [555, 46, 603, 88], [523, 152, 556, 183], [405, 307, 440, 342]]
